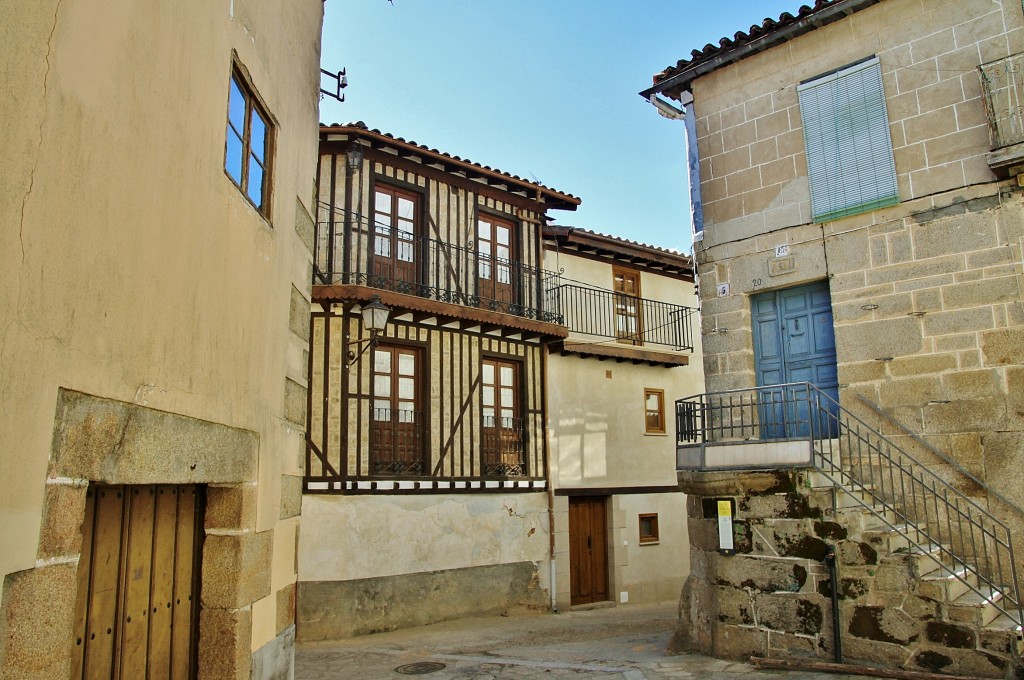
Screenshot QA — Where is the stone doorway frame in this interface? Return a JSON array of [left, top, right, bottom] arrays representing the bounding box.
[[1, 388, 268, 680]]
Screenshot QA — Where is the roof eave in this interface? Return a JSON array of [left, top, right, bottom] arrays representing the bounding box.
[[320, 125, 581, 211], [640, 0, 880, 102]]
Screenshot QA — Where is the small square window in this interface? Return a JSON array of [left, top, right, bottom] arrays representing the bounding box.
[[225, 65, 273, 216], [639, 513, 659, 544], [644, 388, 666, 435]]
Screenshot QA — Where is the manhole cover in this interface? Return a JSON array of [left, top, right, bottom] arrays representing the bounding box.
[[394, 662, 446, 675]]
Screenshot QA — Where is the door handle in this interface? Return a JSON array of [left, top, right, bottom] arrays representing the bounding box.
[[587, 536, 592, 550]]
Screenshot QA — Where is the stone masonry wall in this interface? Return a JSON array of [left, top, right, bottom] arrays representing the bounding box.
[[696, 182, 1024, 545], [673, 470, 1024, 678]]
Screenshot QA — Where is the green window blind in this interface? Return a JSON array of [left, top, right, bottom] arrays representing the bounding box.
[[798, 57, 899, 222]]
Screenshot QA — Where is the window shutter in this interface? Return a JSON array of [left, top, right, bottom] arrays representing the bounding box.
[[798, 57, 899, 222]]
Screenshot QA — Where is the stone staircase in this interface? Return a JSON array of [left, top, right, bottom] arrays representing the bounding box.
[[825, 487, 1024, 678]]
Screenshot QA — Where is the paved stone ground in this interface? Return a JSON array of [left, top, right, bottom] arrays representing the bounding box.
[[295, 601, 874, 679]]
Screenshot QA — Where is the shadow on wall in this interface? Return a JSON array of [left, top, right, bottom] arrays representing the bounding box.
[[554, 406, 609, 483]]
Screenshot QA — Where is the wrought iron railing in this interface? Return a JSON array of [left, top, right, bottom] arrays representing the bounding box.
[[549, 283, 695, 351], [370, 408, 426, 476], [314, 213, 563, 323], [979, 52, 1024, 150], [676, 382, 1023, 629], [481, 416, 527, 477]]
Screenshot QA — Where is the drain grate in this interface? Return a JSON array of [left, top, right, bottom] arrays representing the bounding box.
[[394, 662, 446, 675]]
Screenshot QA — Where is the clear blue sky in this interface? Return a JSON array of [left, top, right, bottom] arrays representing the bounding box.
[[320, 1, 799, 252]]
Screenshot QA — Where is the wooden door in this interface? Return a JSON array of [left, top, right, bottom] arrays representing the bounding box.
[[613, 268, 643, 345], [569, 496, 609, 606], [72, 484, 203, 680], [477, 215, 515, 307], [370, 345, 425, 475], [372, 185, 419, 287], [752, 281, 839, 438], [481, 358, 523, 476]]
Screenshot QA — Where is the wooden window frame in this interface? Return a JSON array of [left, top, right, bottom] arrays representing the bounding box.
[[639, 513, 659, 544], [480, 356, 526, 476], [371, 183, 422, 285], [225, 62, 274, 217], [369, 343, 426, 476], [612, 266, 643, 346], [644, 388, 666, 435], [476, 213, 518, 305]]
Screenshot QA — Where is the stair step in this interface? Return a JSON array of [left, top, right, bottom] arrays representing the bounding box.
[[902, 543, 945, 577], [919, 567, 976, 602], [834, 485, 879, 509], [948, 587, 1005, 627]]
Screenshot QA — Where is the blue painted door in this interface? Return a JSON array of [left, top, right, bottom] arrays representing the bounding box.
[[751, 282, 838, 439]]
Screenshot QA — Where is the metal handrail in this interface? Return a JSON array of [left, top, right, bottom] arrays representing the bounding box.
[[676, 382, 1023, 629], [549, 283, 695, 351]]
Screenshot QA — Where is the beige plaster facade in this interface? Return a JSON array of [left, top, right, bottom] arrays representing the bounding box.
[[543, 232, 702, 611], [0, 1, 323, 678], [647, 0, 1024, 675], [298, 126, 578, 639]]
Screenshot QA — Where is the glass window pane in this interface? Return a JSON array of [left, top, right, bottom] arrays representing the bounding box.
[[398, 218, 414, 235], [398, 409, 415, 423], [482, 363, 494, 384], [247, 156, 264, 206], [374, 375, 391, 397], [398, 241, 413, 262], [398, 353, 415, 376], [500, 409, 514, 424], [497, 265, 510, 284], [483, 386, 494, 406], [228, 77, 246, 131], [398, 377, 414, 399], [497, 228, 509, 245], [482, 407, 495, 422], [250, 111, 267, 162], [646, 393, 660, 410], [375, 236, 390, 257], [398, 197, 414, 220], [497, 246, 509, 261], [373, 400, 390, 419], [225, 129, 243, 183], [500, 387, 513, 407], [478, 220, 490, 239], [375, 191, 392, 214], [479, 262, 491, 279], [500, 366, 513, 384], [374, 349, 392, 373]]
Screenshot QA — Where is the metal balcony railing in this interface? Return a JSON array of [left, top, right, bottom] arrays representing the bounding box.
[[370, 408, 426, 476], [547, 283, 695, 351], [980, 52, 1024, 150], [481, 416, 527, 477], [676, 382, 1023, 630], [314, 210, 563, 323]]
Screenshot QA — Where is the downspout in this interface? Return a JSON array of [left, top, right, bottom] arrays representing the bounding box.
[[542, 339, 558, 612], [645, 92, 703, 240]]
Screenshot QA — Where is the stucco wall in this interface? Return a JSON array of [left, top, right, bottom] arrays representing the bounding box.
[[297, 493, 551, 638], [0, 0, 323, 675]]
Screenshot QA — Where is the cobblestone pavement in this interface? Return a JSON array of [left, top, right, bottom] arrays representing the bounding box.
[[295, 601, 873, 680]]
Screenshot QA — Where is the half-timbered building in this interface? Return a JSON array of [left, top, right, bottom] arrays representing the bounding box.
[[298, 123, 580, 638]]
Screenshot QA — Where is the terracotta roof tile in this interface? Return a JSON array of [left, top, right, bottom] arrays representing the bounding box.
[[320, 121, 580, 207], [652, 0, 847, 87]]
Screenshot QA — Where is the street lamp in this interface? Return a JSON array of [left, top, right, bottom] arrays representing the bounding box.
[[346, 296, 391, 367], [347, 139, 364, 171]]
